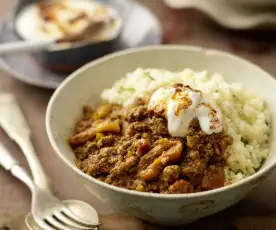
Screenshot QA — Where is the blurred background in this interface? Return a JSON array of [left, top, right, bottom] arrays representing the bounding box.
[[1, 0, 276, 88]]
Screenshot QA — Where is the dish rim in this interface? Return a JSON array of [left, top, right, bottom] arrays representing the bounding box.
[[46, 44, 276, 199], [163, 0, 276, 30]]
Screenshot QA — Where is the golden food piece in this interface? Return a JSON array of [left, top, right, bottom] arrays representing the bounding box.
[[93, 104, 113, 120]]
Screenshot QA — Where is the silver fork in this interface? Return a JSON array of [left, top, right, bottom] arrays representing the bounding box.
[[0, 94, 100, 230], [0, 142, 100, 230]]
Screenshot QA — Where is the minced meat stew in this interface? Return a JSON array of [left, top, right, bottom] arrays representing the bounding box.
[[69, 99, 233, 194]]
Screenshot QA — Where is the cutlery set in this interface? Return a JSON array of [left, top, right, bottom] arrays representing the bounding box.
[[0, 94, 100, 230]]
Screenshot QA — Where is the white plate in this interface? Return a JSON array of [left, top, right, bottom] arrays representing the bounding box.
[[163, 0, 276, 29], [0, 0, 161, 89]]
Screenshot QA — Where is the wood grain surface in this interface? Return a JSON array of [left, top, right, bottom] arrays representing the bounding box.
[[1, 1, 276, 229]]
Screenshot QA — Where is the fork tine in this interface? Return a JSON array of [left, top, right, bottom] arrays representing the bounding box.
[[35, 218, 57, 230], [62, 207, 100, 228], [55, 212, 95, 230], [45, 216, 72, 230]]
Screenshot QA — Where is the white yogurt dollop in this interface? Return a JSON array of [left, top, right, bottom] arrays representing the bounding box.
[[148, 83, 223, 137]]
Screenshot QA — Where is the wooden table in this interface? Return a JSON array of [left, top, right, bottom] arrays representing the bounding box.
[[1, 1, 276, 229]]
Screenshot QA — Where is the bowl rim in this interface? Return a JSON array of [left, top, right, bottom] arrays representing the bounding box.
[[46, 44, 276, 199]]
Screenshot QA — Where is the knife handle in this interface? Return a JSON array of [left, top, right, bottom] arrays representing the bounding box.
[[0, 141, 19, 170], [0, 142, 34, 190], [0, 94, 52, 192]]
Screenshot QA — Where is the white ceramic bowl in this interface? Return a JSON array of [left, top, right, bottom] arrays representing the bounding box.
[[163, 0, 276, 30], [46, 45, 276, 225], [164, 0, 276, 8]]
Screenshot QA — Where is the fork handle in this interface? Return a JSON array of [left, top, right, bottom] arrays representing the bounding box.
[[0, 142, 34, 191], [0, 94, 52, 192]]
